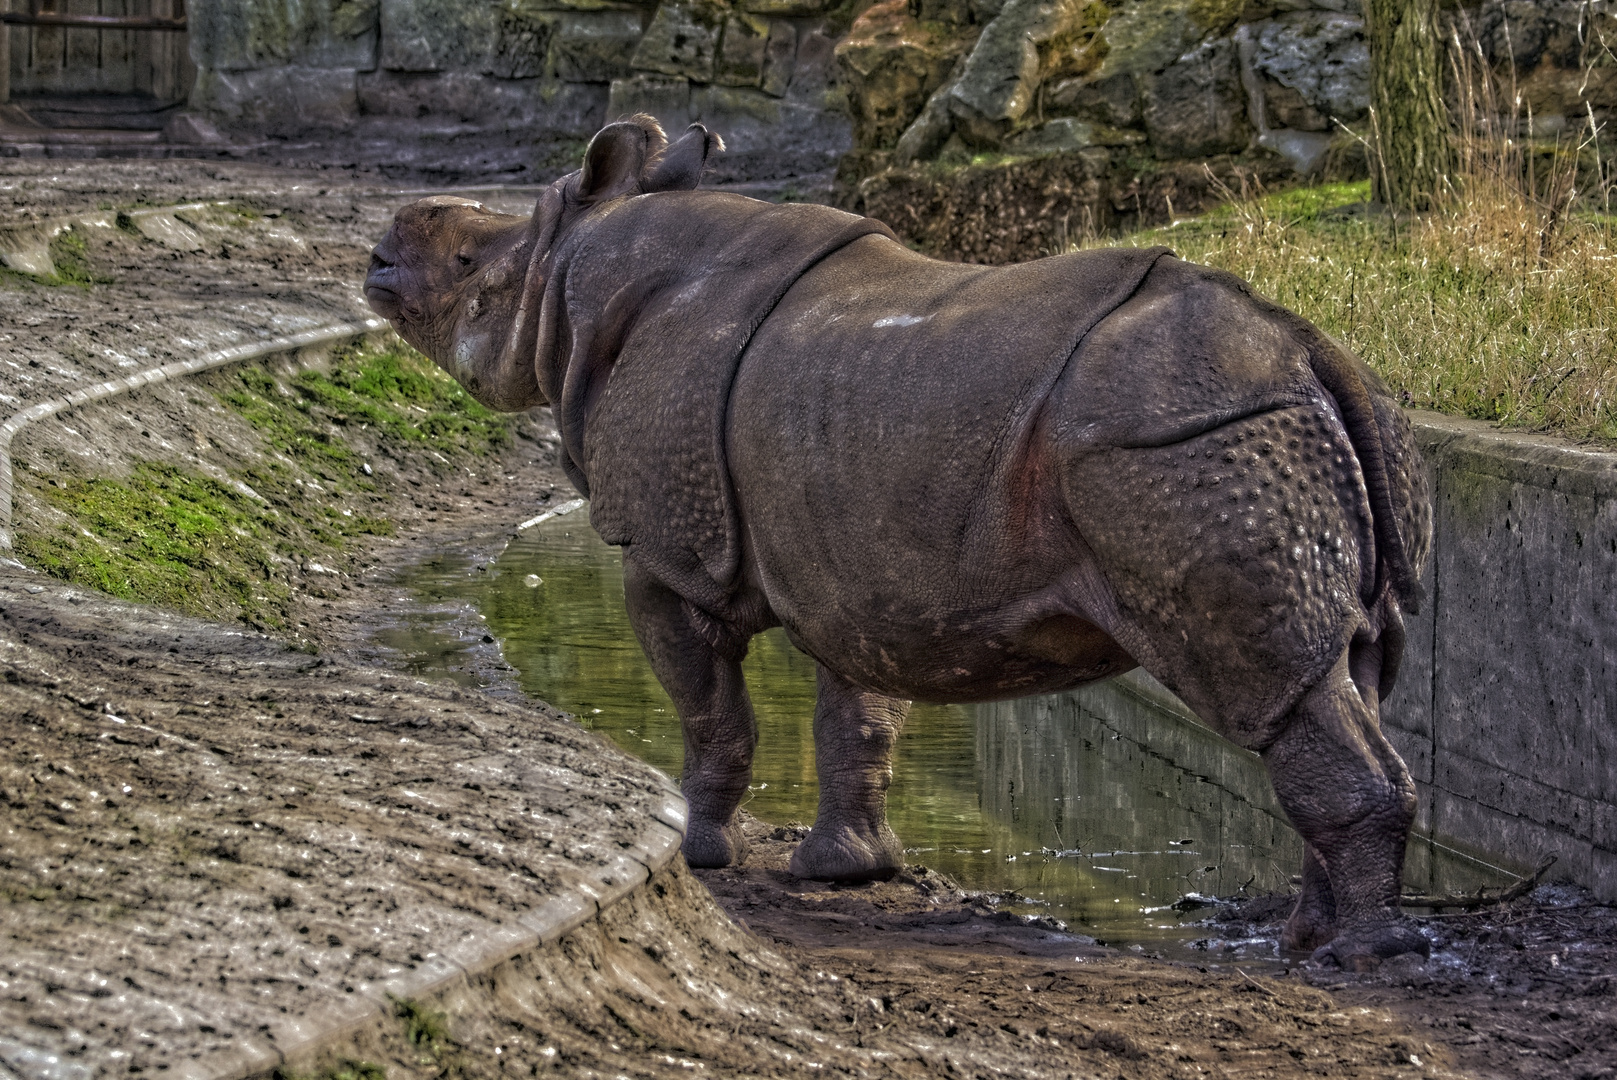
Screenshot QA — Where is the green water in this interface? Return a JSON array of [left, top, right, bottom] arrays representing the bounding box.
[[383, 512, 1514, 958]]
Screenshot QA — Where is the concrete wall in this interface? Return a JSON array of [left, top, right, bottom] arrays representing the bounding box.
[[1381, 412, 1617, 898]]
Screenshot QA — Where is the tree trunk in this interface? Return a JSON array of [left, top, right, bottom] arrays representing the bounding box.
[[1365, 0, 1451, 210]]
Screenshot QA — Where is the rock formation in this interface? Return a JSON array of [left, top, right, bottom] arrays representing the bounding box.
[[175, 0, 1613, 234]]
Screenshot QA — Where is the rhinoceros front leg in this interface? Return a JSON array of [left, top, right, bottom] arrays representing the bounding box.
[[788, 666, 910, 883], [1263, 648, 1427, 971], [623, 555, 755, 869]]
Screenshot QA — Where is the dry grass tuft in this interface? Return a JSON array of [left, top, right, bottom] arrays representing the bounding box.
[[1089, 176, 1617, 445]]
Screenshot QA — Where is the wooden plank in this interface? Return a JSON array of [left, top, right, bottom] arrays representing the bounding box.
[[0, 12, 186, 29], [65, 0, 101, 91], [23, 24, 66, 93]]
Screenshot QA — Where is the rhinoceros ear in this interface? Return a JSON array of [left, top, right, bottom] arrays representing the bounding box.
[[578, 119, 659, 203], [643, 123, 725, 193]]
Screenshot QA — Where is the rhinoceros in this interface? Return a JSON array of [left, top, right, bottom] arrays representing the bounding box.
[[365, 116, 1434, 969]]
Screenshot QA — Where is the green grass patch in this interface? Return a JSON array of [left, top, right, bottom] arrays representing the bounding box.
[[46, 228, 107, 287], [0, 226, 112, 289], [1088, 179, 1617, 443], [220, 342, 512, 481], [15, 462, 389, 632], [393, 996, 453, 1053], [17, 463, 294, 628], [17, 340, 515, 635]]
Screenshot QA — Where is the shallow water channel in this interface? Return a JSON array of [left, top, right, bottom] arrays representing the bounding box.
[[382, 513, 1510, 959]]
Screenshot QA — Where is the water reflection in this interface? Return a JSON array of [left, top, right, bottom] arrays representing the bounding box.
[[384, 513, 1510, 953]]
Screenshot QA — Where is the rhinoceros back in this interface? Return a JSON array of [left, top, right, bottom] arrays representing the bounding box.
[[727, 237, 1168, 672], [548, 194, 893, 612]]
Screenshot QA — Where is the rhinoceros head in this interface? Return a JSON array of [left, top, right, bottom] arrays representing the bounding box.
[[364, 116, 724, 411]]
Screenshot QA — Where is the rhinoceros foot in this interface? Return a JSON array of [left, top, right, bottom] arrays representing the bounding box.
[[1280, 845, 1338, 953], [1310, 919, 1430, 972], [1281, 902, 1339, 954], [683, 815, 749, 869], [788, 820, 904, 883]]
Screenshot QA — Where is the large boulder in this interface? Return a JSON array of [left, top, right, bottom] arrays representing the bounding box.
[[378, 0, 495, 72], [1470, 0, 1617, 129], [192, 65, 361, 132], [835, 0, 972, 149], [552, 12, 648, 82], [1248, 10, 1369, 128], [948, 0, 1078, 124], [633, 2, 725, 82], [1141, 36, 1250, 158], [190, 0, 380, 72], [1091, 0, 1243, 80]]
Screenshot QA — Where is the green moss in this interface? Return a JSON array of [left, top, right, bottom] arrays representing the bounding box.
[[220, 342, 512, 483], [16, 341, 514, 635], [46, 228, 108, 287], [393, 996, 453, 1053], [0, 227, 111, 289], [16, 464, 297, 629]]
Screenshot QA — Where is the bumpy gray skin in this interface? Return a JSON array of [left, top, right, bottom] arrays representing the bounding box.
[[365, 116, 1435, 970]]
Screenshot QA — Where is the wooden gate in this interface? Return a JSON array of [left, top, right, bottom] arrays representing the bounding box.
[[2, 0, 191, 113]]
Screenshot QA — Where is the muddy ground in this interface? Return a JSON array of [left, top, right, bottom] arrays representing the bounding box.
[[1, 157, 1614, 1078]]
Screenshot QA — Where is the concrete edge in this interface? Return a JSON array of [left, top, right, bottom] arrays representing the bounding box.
[[1406, 410, 1617, 498], [198, 785, 689, 1080], [0, 316, 388, 549]]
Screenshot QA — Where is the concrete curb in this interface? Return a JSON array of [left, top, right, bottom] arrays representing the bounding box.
[[186, 788, 689, 1080], [0, 316, 388, 550]]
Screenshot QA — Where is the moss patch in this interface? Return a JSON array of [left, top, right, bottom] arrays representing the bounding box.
[[0, 226, 112, 289], [221, 342, 512, 481], [16, 341, 517, 635]]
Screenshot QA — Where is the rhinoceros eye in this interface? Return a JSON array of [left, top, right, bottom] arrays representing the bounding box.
[[457, 254, 473, 267]]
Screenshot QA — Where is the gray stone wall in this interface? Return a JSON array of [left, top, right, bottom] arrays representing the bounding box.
[[842, 0, 1614, 187], [185, 0, 852, 179], [180, 0, 1612, 182]]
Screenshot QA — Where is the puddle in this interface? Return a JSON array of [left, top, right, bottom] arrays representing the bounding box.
[[383, 514, 1517, 961]]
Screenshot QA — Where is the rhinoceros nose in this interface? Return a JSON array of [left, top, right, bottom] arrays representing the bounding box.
[[364, 252, 403, 320]]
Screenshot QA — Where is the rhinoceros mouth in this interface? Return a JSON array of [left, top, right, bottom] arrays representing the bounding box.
[[364, 283, 404, 321]]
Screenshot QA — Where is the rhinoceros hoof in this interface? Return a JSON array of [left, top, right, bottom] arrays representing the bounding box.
[[1310, 920, 1430, 972], [787, 821, 903, 883], [682, 816, 748, 869]]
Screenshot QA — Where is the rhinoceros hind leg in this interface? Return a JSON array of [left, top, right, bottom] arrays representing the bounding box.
[[789, 667, 909, 883], [1263, 647, 1425, 969], [623, 555, 756, 870], [1280, 845, 1338, 953]]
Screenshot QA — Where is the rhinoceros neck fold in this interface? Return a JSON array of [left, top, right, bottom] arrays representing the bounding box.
[[534, 192, 895, 611]]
